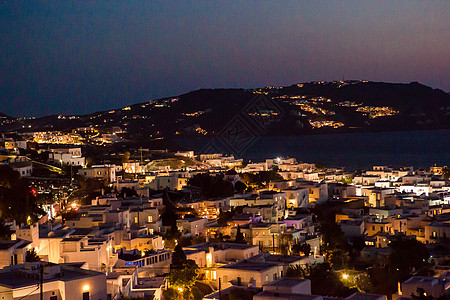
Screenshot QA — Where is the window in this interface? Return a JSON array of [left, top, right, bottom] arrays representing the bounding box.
[[82, 292, 90, 300], [148, 216, 153, 223], [134, 217, 138, 224], [265, 275, 269, 282], [50, 296, 57, 300]]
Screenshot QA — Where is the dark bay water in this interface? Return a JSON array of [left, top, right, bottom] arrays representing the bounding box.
[[173, 129, 450, 170]]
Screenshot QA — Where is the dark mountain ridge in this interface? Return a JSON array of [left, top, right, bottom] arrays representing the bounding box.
[[1, 81, 449, 138]]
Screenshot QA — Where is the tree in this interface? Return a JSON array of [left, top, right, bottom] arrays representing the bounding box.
[[172, 244, 187, 268], [234, 181, 247, 193], [442, 167, 449, 180], [187, 173, 234, 199], [240, 170, 284, 189], [280, 233, 294, 255], [161, 189, 179, 227], [389, 235, 429, 280], [411, 288, 433, 300], [0, 219, 13, 240], [122, 152, 131, 164], [235, 225, 246, 244], [292, 242, 311, 256], [168, 258, 199, 299], [286, 263, 357, 297], [0, 166, 44, 223], [163, 224, 181, 249], [217, 206, 244, 227], [26, 249, 40, 262]]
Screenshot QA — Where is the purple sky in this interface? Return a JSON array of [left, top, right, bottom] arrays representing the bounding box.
[[1, 1, 449, 117]]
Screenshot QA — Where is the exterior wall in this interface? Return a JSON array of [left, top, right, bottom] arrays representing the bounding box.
[[365, 223, 392, 236], [216, 265, 283, 288], [4, 273, 106, 300], [401, 277, 446, 299], [12, 165, 32, 177], [243, 206, 276, 223], [309, 184, 328, 204], [78, 166, 116, 182], [424, 223, 450, 243], [37, 238, 63, 263], [0, 249, 14, 268], [284, 188, 309, 208], [340, 222, 365, 238], [177, 219, 208, 236], [186, 251, 207, 268], [369, 208, 403, 220], [62, 273, 107, 300]]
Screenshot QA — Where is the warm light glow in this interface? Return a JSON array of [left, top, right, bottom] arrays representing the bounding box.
[[206, 253, 212, 267], [83, 284, 90, 292], [177, 287, 183, 292], [342, 274, 349, 279]]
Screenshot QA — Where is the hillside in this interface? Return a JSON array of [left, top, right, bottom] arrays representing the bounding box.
[[1, 81, 449, 139]]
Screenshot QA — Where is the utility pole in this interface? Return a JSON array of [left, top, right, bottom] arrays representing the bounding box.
[[139, 148, 143, 164], [40, 265, 43, 300], [218, 277, 221, 300], [272, 234, 275, 254]]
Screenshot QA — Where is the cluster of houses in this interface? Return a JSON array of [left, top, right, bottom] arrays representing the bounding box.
[[0, 144, 449, 299]]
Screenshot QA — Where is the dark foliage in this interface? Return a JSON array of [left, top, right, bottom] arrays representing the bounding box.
[[286, 263, 357, 297], [292, 242, 311, 256], [240, 170, 284, 189], [117, 187, 138, 198], [171, 244, 187, 269], [234, 225, 246, 244], [188, 173, 234, 199], [234, 181, 247, 193], [26, 249, 40, 262], [0, 166, 44, 223], [389, 235, 429, 280]]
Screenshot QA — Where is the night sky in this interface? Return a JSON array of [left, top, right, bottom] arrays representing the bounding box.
[[1, 1, 449, 117]]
